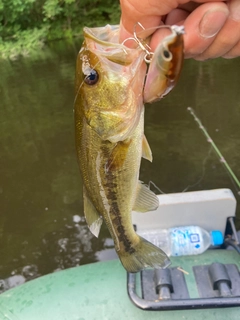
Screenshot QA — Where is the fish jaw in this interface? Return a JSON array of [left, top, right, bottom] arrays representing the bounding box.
[[144, 25, 185, 103]]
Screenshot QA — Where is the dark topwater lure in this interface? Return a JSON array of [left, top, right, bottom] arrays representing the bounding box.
[[74, 24, 184, 272]]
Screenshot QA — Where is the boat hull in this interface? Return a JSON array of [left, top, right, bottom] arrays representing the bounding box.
[[1, 250, 240, 320]]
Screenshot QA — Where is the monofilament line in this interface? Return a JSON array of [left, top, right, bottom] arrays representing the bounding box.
[[187, 107, 240, 195]]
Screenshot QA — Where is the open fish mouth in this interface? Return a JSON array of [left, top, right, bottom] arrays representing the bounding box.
[[82, 23, 185, 104]]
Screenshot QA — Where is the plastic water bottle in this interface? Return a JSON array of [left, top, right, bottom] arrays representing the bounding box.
[[139, 226, 223, 257]]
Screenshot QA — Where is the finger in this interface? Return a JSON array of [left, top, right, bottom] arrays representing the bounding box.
[[165, 8, 190, 25], [223, 40, 240, 59], [221, 0, 240, 58], [194, 20, 240, 60], [147, 9, 189, 51], [183, 2, 229, 59], [148, 2, 229, 55], [193, 0, 240, 59], [119, 17, 162, 48], [119, 0, 227, 44], [119, 0, 163, 44]]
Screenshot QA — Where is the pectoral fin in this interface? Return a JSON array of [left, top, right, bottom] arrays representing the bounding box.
[[142, 135, 152, 162], [133, 182, 159, 212], [83, 187, 103, 237], [106, 139, 131, 172]]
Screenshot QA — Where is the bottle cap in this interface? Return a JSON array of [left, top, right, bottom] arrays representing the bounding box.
[[211, 230, 223, 246]]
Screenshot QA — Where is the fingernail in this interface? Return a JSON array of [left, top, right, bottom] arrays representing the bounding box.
[[199, 9, 228, 38]]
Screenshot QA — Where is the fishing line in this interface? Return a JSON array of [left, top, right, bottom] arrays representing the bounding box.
[[148, 181, 166, 194], [135, 23, 184, 37], [188, 107, 240, 195], [182, 146, 213, 192], [73, 59, 101, 107], [148, 145, 212, 195]]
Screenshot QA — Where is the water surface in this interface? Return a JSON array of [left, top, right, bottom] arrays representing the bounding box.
[[0, 41, 240, 292]]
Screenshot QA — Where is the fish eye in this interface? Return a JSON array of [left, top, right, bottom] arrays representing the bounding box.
[[163, 50, 171, 59], [84, 69, 99, 85]]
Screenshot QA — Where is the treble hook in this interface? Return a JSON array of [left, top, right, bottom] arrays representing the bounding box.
[[121, 23, 185, 64], [122, 22, 154, 63]]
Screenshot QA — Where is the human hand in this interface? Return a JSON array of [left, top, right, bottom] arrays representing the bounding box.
[[119, 0, 240, 60]]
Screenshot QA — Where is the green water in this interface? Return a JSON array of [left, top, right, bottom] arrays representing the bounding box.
[[0, 41, 240, 292]]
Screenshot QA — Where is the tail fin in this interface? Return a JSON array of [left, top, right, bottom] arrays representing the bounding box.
[[118, 236, 171, 273]]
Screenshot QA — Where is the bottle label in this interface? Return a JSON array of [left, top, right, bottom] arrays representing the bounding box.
[[190, 234, 200, 243], [170, 226, 204, 256]]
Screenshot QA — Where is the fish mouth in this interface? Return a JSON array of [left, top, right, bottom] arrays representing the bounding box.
[[82, 24, 184, 104], [83, 25, 145, 66]]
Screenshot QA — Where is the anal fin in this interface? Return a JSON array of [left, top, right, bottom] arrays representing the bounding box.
[[83, 187, 103, 237]]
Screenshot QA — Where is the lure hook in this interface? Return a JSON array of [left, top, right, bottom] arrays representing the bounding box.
[[121, 22, 154, 63], [133, 22, 154, 63]]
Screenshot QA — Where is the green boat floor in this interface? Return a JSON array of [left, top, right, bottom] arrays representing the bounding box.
[[0, 250, 240, 320]]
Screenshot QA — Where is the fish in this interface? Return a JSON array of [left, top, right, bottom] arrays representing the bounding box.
[[74, 24, 184, 273]]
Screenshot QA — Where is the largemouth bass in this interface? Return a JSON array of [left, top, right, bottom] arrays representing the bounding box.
[[74, 24, 184, 272]]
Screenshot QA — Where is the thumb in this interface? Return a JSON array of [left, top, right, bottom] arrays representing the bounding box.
[[182, 2, 229, 58]]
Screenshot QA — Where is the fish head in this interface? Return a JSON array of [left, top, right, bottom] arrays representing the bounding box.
[[144, 25, 185, 103], [75, 25, 147, 143]]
